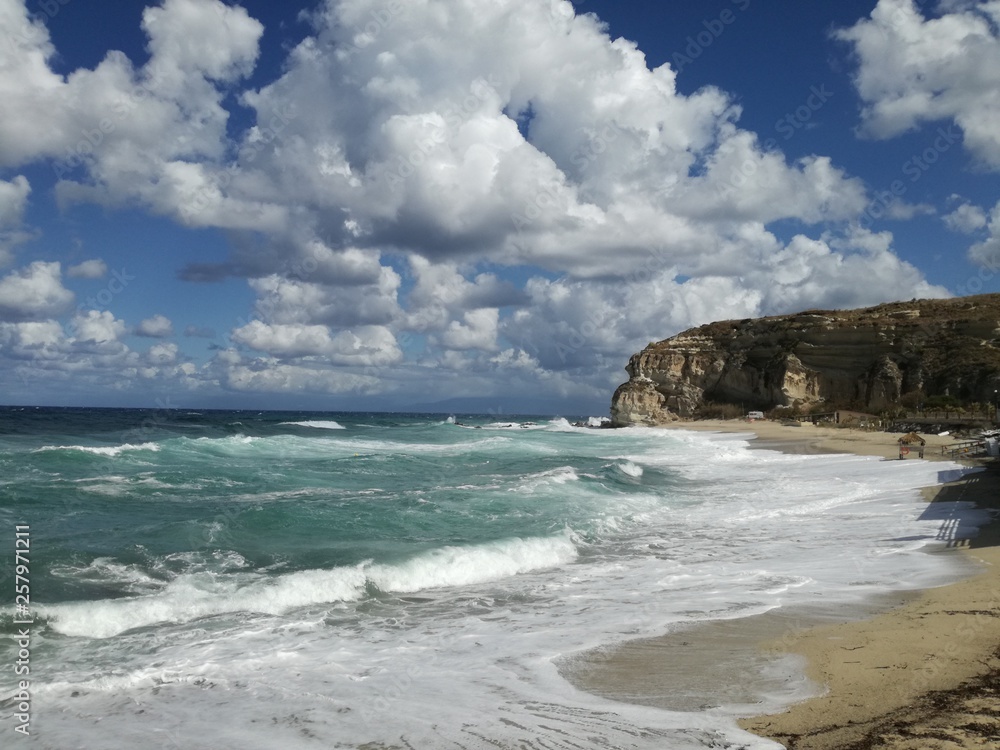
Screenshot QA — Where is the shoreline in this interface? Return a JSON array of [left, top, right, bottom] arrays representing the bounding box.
[[576, 419, 1000, 749], [724, 420, 1000, 749], [649, 417, 961, 460]]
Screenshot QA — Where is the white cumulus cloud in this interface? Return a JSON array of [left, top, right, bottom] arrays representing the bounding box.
[[136, 314, 175, 338], [0, 175, 32, 266], [147, 342, 179, 364], [71, 310, 127, 346], [944, 202, 989, 233], [837, 0, 1000, 169], [968, 200, 1000, 268], [0, 261, 74, 321]]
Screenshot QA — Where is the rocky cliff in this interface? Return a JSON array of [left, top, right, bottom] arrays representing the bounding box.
[[610, 295, 1000, 426]]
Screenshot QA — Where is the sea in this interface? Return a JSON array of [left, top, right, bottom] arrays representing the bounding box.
[[0, 406, 989, 749]]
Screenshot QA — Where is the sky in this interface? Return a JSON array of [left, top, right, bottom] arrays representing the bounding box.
[[1, 0, 999, 413]]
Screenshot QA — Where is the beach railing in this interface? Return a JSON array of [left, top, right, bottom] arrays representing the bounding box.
[[940, 440, 987, 458]]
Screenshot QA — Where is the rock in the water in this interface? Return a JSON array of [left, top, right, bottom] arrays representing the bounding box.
[[610, 377, 677, 426]]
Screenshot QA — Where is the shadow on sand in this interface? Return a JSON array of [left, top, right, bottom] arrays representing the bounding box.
[[917, 462, 1000, 550]]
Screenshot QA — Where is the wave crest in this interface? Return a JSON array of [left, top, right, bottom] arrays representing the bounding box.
[[278, 420, 346, 430], [34, 442, 161, 457], [40, 535, 578, 639]]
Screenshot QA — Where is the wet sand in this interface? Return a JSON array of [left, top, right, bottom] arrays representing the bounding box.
[[575, 419, 1000, 749]]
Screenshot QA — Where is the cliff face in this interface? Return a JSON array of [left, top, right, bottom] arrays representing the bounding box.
[[610, 295, 1000, 426]]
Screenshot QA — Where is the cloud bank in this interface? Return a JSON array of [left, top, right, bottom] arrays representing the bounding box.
[[0, 0, 960, 406]]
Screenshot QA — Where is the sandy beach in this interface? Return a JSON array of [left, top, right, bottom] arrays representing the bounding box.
[[578, 419, 1000, 749], [658, 417, 962, 461]]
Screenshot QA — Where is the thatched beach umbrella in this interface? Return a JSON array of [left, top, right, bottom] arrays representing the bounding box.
[[897, 432, 926, 446]]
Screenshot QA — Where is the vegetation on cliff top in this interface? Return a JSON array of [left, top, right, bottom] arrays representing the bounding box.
[[616, 294, 1000, 422], [652, 294, 1000, 344]]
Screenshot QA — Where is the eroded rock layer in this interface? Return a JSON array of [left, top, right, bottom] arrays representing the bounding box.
[[610, 295, 1000, 426]]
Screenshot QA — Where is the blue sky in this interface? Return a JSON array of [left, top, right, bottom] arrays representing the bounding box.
[[1, 0, 999, 412]]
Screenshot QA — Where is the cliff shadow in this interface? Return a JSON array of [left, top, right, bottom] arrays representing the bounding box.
[[917, 463, 1000, 550]]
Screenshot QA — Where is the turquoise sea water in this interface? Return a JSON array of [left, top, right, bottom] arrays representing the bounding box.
[[0, 407, 987, 749]]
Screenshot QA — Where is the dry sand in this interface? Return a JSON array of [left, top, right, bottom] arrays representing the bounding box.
[[573, 419, 1000, 749]]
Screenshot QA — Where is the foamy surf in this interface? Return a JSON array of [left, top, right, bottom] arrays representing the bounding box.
[[34, 442, 161, 457], [614, 460, 644, 478], [513, 466, 581, 492], [278, 420, 346, 430], [5, 408, 990, 750], [367, 535, 578, 593], [40, 534, 578, 638]]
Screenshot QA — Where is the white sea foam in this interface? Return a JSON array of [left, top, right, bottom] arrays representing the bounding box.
[[40, 567, 368, 638], [278, 420, 346, 430], [614, 460, 644, 478], [367, 535, 577, 593], [69, 473, 193, 496], [177, 432, 514, 460], [49, 558, 166, 594], [34, 442, 161, 457], [41, 535, 578, 639], [482, 421, 545, 430], [513, 466, 580, 492]]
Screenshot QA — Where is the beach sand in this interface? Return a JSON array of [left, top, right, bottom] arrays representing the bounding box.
[[658, 417, 960, 461], [574, 419, 1000, 749]]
